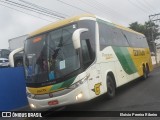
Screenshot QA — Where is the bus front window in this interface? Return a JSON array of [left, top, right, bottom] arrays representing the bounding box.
[[24, 35, 48, 83], [24, 24, 80, 84], [48, 24, 80, 80]]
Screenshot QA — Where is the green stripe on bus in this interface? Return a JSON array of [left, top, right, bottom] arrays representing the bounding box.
[[112, 47, 137, 75], [50, 82, 64, 91], [50, 76, 76, 91], [61, 77, 76, 88]]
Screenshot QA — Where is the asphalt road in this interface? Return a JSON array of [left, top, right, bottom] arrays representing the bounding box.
[[42, 67, 160, 120]]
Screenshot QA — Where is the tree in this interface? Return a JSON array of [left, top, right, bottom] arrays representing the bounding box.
[[129, 21, 160, 52], [129, 21, 160, 42], [129, 22, 145, 34], [144, 21, 160, 41]]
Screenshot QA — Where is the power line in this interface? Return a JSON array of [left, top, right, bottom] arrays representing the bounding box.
[[93, 0, 136, 22], [1, 0, 62, 20], [79, 0, 122, 20], [128, 0, 149, 14], [18, 0, 68, 18], [144, 0, 159, 13], [90, 0, 116, 14], [56, 0, 92, 14], [3, 0, 64, 19], [144, 0, 156, 11], [149, 13, 160, 21], [79, 0, 111, 15], [0, 3, 53, 22], [135, 0, 154, 13]]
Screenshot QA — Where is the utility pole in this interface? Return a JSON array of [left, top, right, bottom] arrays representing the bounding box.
[[149, 14, 160, 65]]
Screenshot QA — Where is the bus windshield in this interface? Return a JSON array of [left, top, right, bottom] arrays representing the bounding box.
[[24, 24, 80, 84]]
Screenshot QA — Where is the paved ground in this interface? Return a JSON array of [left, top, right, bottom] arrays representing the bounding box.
[[2, 67, 160, 120]]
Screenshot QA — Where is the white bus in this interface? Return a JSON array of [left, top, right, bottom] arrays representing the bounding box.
[[10, 14, 153, 110]]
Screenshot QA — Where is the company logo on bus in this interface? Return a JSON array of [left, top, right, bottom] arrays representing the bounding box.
[[37, 89, 46, 93], [133, 49, 145, 56]]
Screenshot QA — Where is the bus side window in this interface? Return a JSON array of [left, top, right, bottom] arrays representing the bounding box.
[[123, 31, 135, 47], [142, 37, 149, 47], [98, 22, 114, 50], [112, 28, 129, 47], [81, 39, 93, 66]]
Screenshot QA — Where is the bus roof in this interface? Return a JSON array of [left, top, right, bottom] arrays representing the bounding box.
[[113, 23, 144, 36], [29, 14, 96, 37], [29, 14, 144, 37]]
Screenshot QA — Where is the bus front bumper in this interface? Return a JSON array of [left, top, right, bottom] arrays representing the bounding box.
[[28, 83, 90, 110]]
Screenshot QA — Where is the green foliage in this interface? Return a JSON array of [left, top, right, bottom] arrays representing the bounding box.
[[129, 21, 160, 42]]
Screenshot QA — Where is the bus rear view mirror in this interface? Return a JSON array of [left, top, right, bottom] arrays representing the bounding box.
[[72, 28, 88, 49], [9, 47, 24, 67]]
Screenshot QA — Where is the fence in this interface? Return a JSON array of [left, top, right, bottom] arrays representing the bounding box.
[[0, 67, 28, 111]]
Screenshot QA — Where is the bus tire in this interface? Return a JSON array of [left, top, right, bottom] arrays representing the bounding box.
[[142, 66, 148, 80], [146, 64, 150, 77], [106, 76, 116, 99]]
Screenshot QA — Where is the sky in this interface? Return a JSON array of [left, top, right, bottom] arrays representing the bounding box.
[[0, 0, 160, 49]]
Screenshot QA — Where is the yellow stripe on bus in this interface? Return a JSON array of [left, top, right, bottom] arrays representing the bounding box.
[[28, 85, 52, 95], [128, 47, 152, 76], [29, 14, 95, 37]]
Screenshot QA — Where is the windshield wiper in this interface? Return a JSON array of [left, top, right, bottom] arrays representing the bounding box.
[[52, 28, 66, 59]]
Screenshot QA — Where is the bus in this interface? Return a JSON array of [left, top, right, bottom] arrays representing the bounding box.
[[10, 14, 153, 110]]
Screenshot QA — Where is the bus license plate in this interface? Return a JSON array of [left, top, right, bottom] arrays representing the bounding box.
[[48, 100, 59, 105]]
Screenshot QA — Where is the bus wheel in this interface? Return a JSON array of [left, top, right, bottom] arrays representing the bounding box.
[[146, 64, 150, 77], [107, 76, 115, 99], [142, 66, 148, 80]]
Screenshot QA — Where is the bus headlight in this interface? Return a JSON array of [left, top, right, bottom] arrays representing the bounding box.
[[76, 93, 83, 100], [30, 103, 36, 108], [69, 78, 87, 89]]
